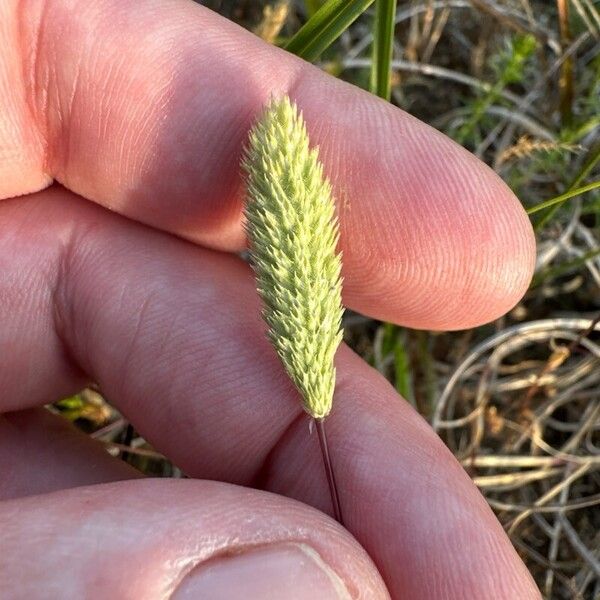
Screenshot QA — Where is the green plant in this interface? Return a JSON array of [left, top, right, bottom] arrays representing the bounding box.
[[370, 0, 397, 100], [527, 180, 600, 215], [455, 33, 537, 146], [285, 0, 374, 62], [534, 141, 600, 229]]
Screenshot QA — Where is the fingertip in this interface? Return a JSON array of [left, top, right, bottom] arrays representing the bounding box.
[[321, 103, 536, 329], [453, 169, 536, 328], [17, 0, 536, 329], [173, 543, 356, 600], [1, 480, 390, 599]]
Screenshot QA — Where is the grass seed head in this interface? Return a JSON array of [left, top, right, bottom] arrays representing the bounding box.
[[243, 96, 344, 419]]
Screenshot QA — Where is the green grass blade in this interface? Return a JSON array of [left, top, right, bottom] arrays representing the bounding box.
[[379, 323, 414, 405], [370, 0, 397, 100], [305, 0, 323, 17], [534, 140, 600, 229], [527, 180, 600, 215], [393, 329, 414, 405], [285, 0, 375, 62], [416, 330, 436, 418]]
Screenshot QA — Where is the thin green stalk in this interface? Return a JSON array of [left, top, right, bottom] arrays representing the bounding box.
[[557, 0, 574, 127], [370, 0, 397, 100], [379, 323, 414, 404], [527, 180, 600, 215], [285, 0, 375, 62], [535, 141, 600, 229], [416, 330, 436, 419], [393, 329, 414, 406]]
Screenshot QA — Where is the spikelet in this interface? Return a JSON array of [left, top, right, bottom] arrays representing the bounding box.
[[497, 135, 581, 165], [243, 96, 344, 419]]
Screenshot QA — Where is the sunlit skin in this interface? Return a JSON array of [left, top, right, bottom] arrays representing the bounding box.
[[0, 1, 540, 598]]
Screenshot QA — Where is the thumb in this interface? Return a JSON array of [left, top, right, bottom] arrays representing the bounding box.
[[1, 479, 388, 599]]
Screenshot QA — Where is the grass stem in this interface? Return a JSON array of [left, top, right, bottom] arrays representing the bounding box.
[[316, 418, 344, 525]]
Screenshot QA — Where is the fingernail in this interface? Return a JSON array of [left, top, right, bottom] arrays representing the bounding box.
[[172, 543, 351, 600]]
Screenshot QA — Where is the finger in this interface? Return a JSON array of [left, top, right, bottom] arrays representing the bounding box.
[[0, 1, 50, 198], [1, 189, 540, 598], [0, 479, 387, 599], [5, 0, 534, 328], [0, 408, 140, 500]]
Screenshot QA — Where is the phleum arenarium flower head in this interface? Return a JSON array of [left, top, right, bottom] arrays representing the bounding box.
[[243, 96, 344, 419]]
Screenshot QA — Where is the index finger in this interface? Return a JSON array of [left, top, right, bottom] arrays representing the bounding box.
[[5, 0, 535, 328]]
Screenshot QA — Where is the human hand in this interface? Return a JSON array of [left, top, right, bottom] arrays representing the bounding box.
[[1, 1, 540, 598]]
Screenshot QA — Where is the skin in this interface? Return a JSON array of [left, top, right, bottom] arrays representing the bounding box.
[[0, 0, 542, 598]]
